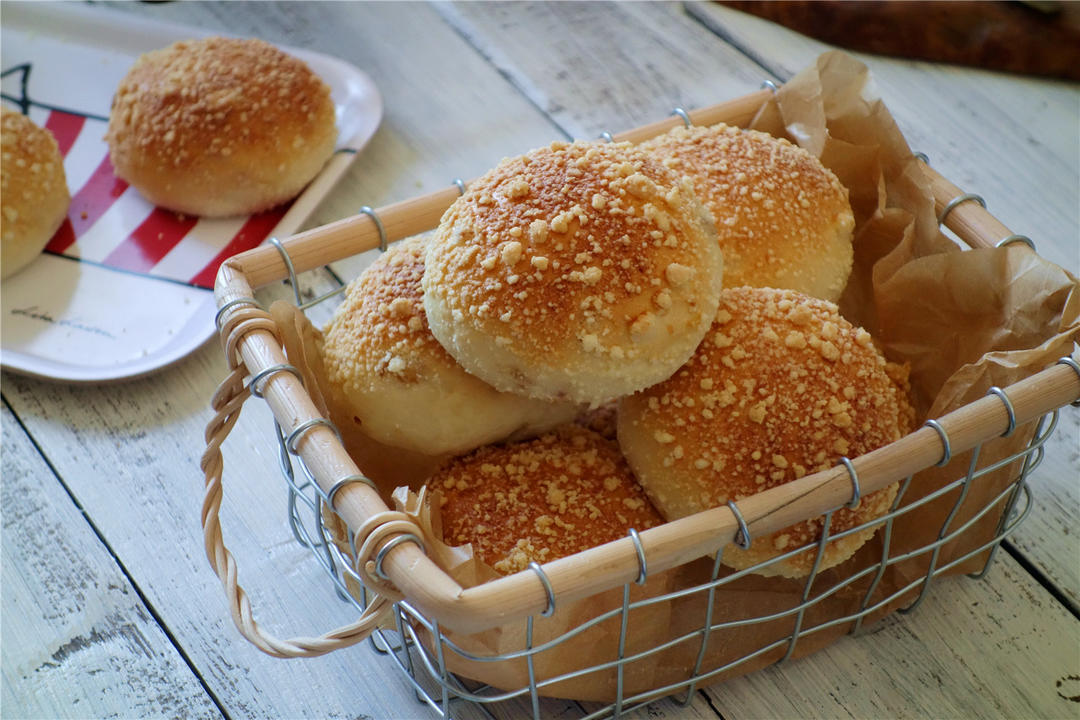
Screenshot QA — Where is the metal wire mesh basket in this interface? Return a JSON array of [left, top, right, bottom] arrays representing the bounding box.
[[279, 404, 1058, 719], [199, 79, 1080, 720]]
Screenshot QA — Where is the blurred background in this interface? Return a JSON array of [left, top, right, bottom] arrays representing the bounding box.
[[719, 1, 1080, 81]]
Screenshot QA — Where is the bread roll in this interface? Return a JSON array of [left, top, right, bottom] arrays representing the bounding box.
[[322, 234, 577, 457], [430, 426, 664, 575], [642, 124, 854, 302], [423, 140, 724, 406], [106, 37, 336, 217], [618, 287, 914, 577], [1, 108, 70, 279]]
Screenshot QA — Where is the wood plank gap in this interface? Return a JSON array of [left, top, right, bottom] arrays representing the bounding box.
[[1002, 539, 1080, 621], [431, 3, 575, 142], [323, 265, 346, 288], [699, 689, 728, 719], [0, 394, 232, 720], [282, 267, 346, 311], [681, 2, 788, 83]]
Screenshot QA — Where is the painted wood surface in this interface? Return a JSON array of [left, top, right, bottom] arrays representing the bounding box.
[[0, 403, 220, 719], [713, 558, 1080, 718], [1, 2, 1077, 720]]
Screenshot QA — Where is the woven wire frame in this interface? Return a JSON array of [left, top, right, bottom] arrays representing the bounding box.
[[265, 219, 1059, 719], [266, 405, 1056, 719]]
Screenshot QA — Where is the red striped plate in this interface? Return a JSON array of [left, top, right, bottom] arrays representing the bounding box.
[[1, 4, 382, 382]]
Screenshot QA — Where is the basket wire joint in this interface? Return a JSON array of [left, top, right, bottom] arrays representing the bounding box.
[[938, 192, 986, 226], [923, 418, 953, 466], [528, 562, 557, 617]]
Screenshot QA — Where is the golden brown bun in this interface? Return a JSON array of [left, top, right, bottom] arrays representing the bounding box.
[[106, 37, 336, 217], [1, 108, 70, 279], [618, 287, 914, 578], [322, 234, 578, 457], [642, 124, 854, 302], [423, 140, 724, 406], [431, 426, 664, 575]]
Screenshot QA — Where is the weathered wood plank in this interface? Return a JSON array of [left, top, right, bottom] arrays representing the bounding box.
[[684, 1, 1080, 612], [435, 0, 766, 141], [0, 402, 221, 720]]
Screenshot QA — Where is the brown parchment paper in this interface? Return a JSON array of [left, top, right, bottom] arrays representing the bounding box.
[[275, 50, 1078, 702]]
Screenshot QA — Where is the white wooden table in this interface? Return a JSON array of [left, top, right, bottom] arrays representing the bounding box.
[[3, 3, 1078, 718]]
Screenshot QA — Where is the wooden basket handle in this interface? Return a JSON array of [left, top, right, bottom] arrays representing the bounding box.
[[199, 302, 403, 658]]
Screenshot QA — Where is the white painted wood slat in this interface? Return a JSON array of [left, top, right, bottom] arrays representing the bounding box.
[[1, 403, 220, 720]]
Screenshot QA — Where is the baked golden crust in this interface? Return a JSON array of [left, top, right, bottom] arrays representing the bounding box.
[[1, 108, 70, 280], [431, 426, 664, 575], [642, 124, 854, 302], [322, 235, 576, 456], [325, 235, 459, 385], [106, 37, 336, 217], [422, 140, 724, 405], [618, 286, 914, 577]]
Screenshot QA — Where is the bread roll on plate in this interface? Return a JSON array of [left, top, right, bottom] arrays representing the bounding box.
[[423, 140, 724, 406], [322, 234, 577, 457], [106, 37, 336, 217], [618, 286, 914, 578], [1, 108, 70, 279], [642, 124, 854, 302], [430, 426, 664, 575]]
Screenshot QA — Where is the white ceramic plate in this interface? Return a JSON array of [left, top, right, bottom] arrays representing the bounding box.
[[0, 4, 382, 382]]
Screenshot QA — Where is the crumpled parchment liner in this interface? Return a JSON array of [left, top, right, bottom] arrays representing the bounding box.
[[277, 50, 1078, 702]]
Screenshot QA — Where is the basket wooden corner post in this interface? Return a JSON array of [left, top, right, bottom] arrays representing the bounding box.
[[201, 86, 1080, 677]]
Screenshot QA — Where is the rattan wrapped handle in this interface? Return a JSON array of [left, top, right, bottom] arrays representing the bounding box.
[[199, 302, 400, 658]]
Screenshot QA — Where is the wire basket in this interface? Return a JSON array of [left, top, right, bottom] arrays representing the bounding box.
[[199, 82, 1080, 719], [286, 407, 1056, 719]]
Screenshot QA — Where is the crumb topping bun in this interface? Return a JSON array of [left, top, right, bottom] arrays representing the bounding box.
[[322, 234, 577, 457], [106, 37, 336, 217], [642, 124, 854, 302], [431, 426, 664, 575], [618, 287, 914, 577], [422, 140, 724, 406], [1, 108, 70, 280]]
